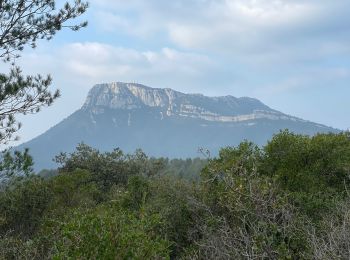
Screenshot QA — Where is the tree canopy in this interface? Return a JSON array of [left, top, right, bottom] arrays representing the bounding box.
[[2, 132, 350, 258]]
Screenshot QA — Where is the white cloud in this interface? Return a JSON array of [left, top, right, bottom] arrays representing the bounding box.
[[89, 0, 350, 66], [57, 42, 215, 87]]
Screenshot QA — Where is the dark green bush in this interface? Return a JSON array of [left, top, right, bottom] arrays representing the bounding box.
[[55, 143, 166, 190], [51, 204, 171, 259], [0, 176, 52, 237]]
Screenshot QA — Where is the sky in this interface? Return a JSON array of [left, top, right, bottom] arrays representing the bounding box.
[[2, 0, 350, 146]]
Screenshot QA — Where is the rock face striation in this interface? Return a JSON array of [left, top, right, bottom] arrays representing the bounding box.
[[19, 82, 338, 170], [86, 83, 279, 118], [82, 82, 313, 124]]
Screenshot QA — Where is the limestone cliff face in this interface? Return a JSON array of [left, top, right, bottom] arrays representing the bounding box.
[[82, 82, 306, 124], [83, 82, 185, 109]]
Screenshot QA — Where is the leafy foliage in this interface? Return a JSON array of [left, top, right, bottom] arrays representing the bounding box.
[[55, 143, 166, 189], [0, 175, 52, 237], [261, 130, 350, 219], [0, 148, 33, 185], [1, 131, 350, 259], [0, 0, 88, 61], [52, 205, 171, 259], [0, 67, 59, 143]]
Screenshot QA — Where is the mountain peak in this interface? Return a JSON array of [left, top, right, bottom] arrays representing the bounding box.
[[83, 82, 183, 110], [83, 82, 264, 110], [19, 82, 338, 170], [82, 82, 302, 123]]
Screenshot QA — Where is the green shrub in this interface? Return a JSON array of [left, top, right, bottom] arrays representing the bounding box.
[[55, 144, 166, 190], [261, 130, 350, 219], [49, 169, 102, 211], [0, 176, 53, 237], [51, 204, 171, 259], [146, 176, 204, 258]]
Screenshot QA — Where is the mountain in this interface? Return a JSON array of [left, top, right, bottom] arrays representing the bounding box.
[[19, 82, 338, 170]]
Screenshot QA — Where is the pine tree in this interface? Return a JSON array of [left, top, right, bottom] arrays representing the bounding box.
[[0, 0, 88, 179], [0, 0, 88, 144]]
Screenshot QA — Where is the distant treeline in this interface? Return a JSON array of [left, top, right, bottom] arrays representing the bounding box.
[[38, 154, 208, 181], [1, 130, 350, 259]]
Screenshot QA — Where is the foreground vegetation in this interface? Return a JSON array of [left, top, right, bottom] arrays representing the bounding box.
[[1, 130, 350, 259]]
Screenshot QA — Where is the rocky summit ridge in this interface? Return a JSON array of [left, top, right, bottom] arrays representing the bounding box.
[[82, 82, 309, 125]]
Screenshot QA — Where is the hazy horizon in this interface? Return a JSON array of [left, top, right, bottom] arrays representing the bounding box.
[[1, 0, 350, 146]]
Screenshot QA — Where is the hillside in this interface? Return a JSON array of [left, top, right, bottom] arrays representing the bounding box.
[[19, 82, 337, 170]]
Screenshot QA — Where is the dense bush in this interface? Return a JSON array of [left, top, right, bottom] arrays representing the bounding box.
[[1, 131, 350, 259], [0, 176, 53, 237], [196, 140, 309, 259], [52, 204, 171, 259], [262, 131, 350, 191], [54, 144, 158, 189], [261, 130, 350, 219]]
